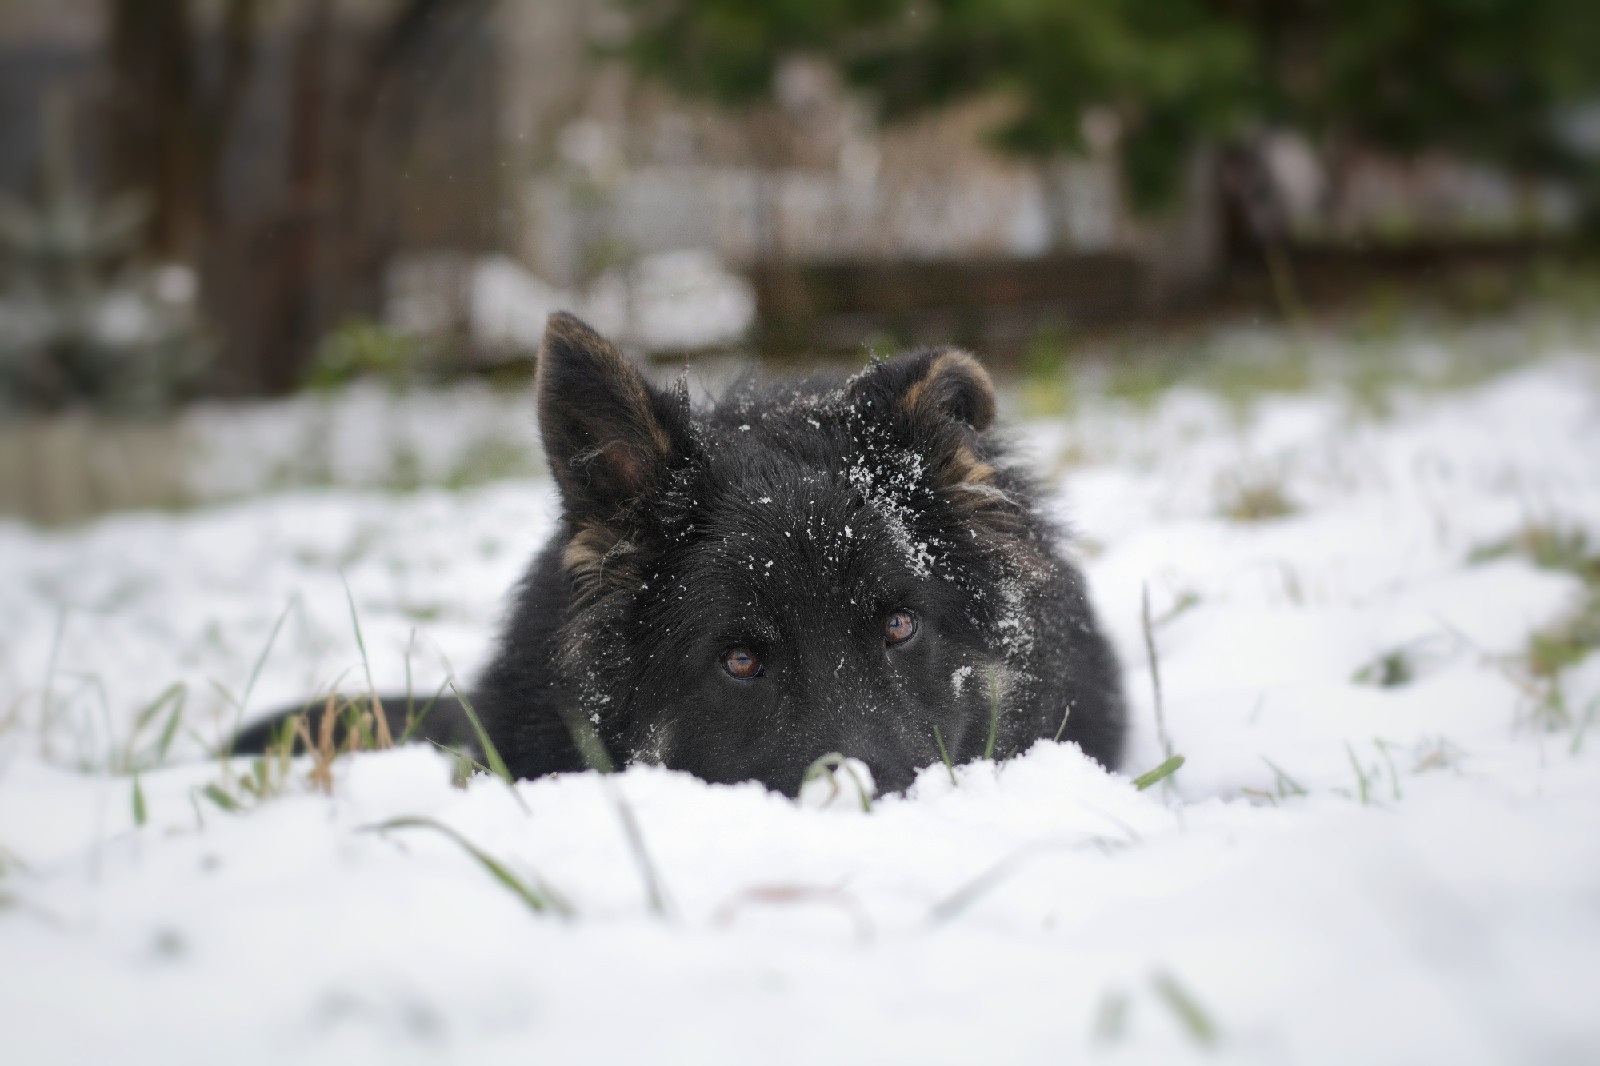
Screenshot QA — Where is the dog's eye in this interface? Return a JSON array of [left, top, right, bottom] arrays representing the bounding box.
[[723, 646, 762, 679], [884, 609, 917, 646]]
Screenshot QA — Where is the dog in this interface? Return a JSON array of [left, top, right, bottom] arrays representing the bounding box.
[[232, 312, 1125, 796]]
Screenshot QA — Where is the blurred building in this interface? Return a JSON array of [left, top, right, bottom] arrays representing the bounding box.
[[0, 0, 1588, 376]]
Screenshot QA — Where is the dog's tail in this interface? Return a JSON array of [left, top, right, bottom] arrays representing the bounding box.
[[225, 693, 477, 758]]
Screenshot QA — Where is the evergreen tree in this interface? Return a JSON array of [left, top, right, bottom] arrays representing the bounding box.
[[618, 0, 1600, 215]]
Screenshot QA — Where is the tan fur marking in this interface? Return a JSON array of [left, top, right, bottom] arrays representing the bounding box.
[[898, 350, 969, 415], [945, 443, 995, 486], [898, 349, 996, 433], [928, 350, 973, 384], [899, 371, 930, 414], [563, 523, 627, 593]]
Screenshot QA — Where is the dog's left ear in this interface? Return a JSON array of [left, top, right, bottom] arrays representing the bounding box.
[[850, 347, 996, 434], [536, 312, 691, 520], [848, 347, 1001, 495]]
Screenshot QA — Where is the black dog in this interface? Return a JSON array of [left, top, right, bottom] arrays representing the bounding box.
[[233, 313, 1125, 795]]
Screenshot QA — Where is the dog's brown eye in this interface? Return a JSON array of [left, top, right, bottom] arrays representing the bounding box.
[[884, 609, 917, 646], [723, 646, 762, 679]]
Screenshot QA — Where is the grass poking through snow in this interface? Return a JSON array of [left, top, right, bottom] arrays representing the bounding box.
[[1471, 522, 1600, 730], [932, 725, 957, 786], [1151, 971, 1220, 1049], [982, 666, 1001, 762], [1139, 584, 1187, 796], [1132, 755, 1186, 792], [365, 816, 572, 918], [1215, 469, 1299, 523]]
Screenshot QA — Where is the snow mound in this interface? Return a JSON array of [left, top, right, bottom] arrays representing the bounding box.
[[2, 349, 1599, 1064]]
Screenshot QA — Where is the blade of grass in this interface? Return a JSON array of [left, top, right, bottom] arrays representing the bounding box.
[[399, 677, 452, 744], [340, 574, 391, 749], [1346, 741, 1372, 805], [983, 666, 1000, 761], [603, 779, 674, 920], [123, 682, 187, 772], [929, 852, 1033, 926], [39, 607, 67, 747], [78, 671, 116, 772], [1091, 988, 1130, 1046], [932, 724, 957, 786], [1152, 971, 1219, 1048], [188, 790, 206, 830], [365, 816, 571, 918], [131, 775, 147, 827], [1141, 584, 1172, 761], [1572, 695, 1599, 756], [449, 680, 529, 814], [449, 680, 510, 783], [151, 684, 187, 763], [342, 575, 378, 701], [0, 843, 27, 879], [1261, 756, 1307, 797], [1132, 754, 1185, 791], [198, 783, 242, 812], [404, 627, 418, 728], [929, 838, 1126, 925], [558, 705, 617, 774], [1373, 738, 1403, 801], [220, 597, 296, 754], [425, 737, 490, 776], [128, 682, 182, 744]]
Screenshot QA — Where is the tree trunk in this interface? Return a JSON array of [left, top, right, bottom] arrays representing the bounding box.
[[104, 0, 201, 255], [100, 0, 483, 395]]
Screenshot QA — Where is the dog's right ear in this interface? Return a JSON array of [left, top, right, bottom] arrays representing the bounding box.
[[536, 312, 690, 519]]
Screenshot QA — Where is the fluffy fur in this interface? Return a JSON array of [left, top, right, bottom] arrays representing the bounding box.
[[234, 312, 1126, 796]]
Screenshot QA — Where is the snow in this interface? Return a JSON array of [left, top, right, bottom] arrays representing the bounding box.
[[3, 340, 1600, 1064]]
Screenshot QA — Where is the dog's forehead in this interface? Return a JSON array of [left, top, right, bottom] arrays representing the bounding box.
[[674, 439, 941, 605]]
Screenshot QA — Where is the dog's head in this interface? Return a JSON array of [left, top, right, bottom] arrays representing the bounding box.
[[535, 312, 1056, 796]]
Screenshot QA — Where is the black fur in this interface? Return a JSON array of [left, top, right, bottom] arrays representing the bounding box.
[[234, 313, 1125, 796]]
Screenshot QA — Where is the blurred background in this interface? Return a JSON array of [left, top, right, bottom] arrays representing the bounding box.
[[1, 0, 1597, 521]]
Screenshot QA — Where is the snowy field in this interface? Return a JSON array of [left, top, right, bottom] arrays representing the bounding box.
[[2, 319, 1599, 1064]]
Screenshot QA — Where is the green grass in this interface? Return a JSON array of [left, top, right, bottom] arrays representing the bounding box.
[[1345, 742, 1373, 805], [1471, 525, 1600, 582], [1132, 755, 1186, 791], [1353, 647, 1416, 688], [115, 681, 187, 774], [1140, 585, 1173, 762], [1241, 756, 1308, 806], [1350, 636, 1452, 689], [932, 724, 957, 785], [983, 667, 1001, 761], [444, 435, 536, 491], [603, 778, 675, 919], [1471, 522, 1600, 695], [1151, 971, 1220, 1048], [1527, 605, 1600, 680], [1215, 470, 1299, 523], [1013, 291, 1600, 437], [1150, 589, 1202, 629], [1091, 988, 1130, 1046], [365, 816, 572, 918]]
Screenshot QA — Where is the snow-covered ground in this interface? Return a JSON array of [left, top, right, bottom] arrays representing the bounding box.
[[3, 327, 1599, 1065]]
